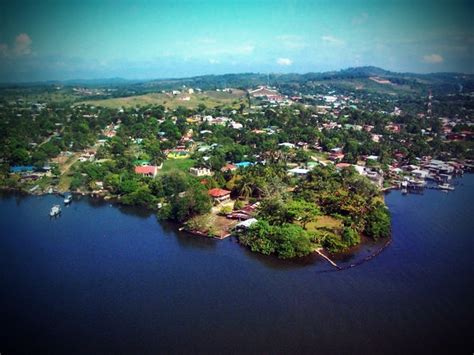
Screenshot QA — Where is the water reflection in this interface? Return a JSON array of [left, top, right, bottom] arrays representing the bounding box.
[[174, 230, 218, 251], [80, 195, 155, 219], [238, 242, 326, 270]]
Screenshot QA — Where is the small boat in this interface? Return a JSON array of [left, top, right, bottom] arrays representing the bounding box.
[[64, 195, 72, 205], [50, 205, 61, 217], [438, 183, 454, 191]]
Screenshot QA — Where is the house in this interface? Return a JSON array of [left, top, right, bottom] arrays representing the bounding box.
[[208, 188, 231, 203], [189, 167, 213, 177], [323, 95, 337, 103], [288, 167, 309, 176], [134, 165, 158, 178], [221, 163, 237, 172], [411, 169, 430, 179], [234, 218, 258, 230], [385, 123, 401, 133], [371, 134, 382, 143], [230, 121, 243, 130], [329, 152, 345, 161], [297, 141, 309, 150]]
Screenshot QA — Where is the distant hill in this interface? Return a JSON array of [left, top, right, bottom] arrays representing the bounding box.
[[2, 67, 473, 96], [129, 67, 474, 96]]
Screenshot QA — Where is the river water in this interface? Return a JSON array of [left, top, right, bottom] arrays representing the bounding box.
[[1, 175, 473, 354]]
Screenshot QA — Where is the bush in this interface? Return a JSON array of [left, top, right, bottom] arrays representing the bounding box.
[[219, 205, 233, 215], [233, 199, 245, 210], [185, 214, 212, 232], [320, 232, 347, 253], [342, 227, 360, 247], [365, 202, 391, 239], [239, 220, 314, 259]]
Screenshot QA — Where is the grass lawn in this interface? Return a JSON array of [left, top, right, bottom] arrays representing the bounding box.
[[309, 151, 330, 162], [79, 90, 246, 110], [305, 215, 342, 233], [159, 159, 195, 174], [58, 174, 72, 192]]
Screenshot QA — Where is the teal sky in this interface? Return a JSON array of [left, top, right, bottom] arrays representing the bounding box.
[[0, 0, 473, 82]]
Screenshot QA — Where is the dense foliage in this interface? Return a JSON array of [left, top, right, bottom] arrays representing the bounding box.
[[2, 67, 472, 259]]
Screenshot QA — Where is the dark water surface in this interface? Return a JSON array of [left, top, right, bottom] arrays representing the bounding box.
[[1, 176, 473, 354]]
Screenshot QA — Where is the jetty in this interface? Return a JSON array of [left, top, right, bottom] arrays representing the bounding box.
[[315, 248, 340, 270]]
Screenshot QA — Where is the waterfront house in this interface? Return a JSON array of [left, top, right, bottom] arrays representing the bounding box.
[[234, 218, 258, 230]]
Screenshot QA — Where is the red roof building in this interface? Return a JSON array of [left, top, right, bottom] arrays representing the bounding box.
[[134, 165, 158, 178], [221, 163, 237, 172], [208, 188, 231, 203]]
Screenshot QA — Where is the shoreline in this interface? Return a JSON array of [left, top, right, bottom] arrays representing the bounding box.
[[0, 185, 393, 268]]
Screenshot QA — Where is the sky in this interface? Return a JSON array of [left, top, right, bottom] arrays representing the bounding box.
[[0, 0, 473, 82]]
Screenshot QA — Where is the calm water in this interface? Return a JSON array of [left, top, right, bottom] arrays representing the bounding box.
[[1, 176, 473, 354]]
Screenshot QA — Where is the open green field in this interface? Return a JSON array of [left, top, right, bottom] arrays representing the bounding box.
[[305, 215, 342, 232], [79, 90, 246, 109], [159, 159, 195, 174]]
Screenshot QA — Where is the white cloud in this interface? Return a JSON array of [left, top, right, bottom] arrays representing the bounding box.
[[0, 33, 33, 58], [276, 57, 292, 66], [352, 12, 369, 25], [321, 35, 345, 46], [423, 54, 444, 64], [208, 58, 220, 64]]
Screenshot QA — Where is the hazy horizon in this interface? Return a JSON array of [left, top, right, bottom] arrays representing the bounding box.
[[3, 65, 474, 85], [1, 0, 473, 82]]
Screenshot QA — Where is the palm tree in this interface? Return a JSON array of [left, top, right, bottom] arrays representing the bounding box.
[[236, 174, 254, 200]]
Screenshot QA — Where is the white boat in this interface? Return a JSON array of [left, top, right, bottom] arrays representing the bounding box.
[[50, 205, 61, 217], [438, 183, 454, 191], [64, 195, 72, 204]]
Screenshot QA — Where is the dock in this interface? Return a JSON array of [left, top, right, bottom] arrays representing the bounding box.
[[315, 248, 340, 270]]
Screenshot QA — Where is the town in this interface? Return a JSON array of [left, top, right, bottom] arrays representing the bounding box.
[[1, 67, 473, 259]]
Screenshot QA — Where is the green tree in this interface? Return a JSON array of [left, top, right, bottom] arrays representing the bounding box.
[[364, 202, 391, 239], [287, 199, 320, 229]]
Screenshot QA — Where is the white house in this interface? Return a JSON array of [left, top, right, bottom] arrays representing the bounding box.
[[189, 167, 214, 177]]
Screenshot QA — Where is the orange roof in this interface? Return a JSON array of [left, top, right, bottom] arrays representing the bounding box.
[[208, 188, 231, 198], [134, 165, 157, 175], [221, 163, 237, 172]]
